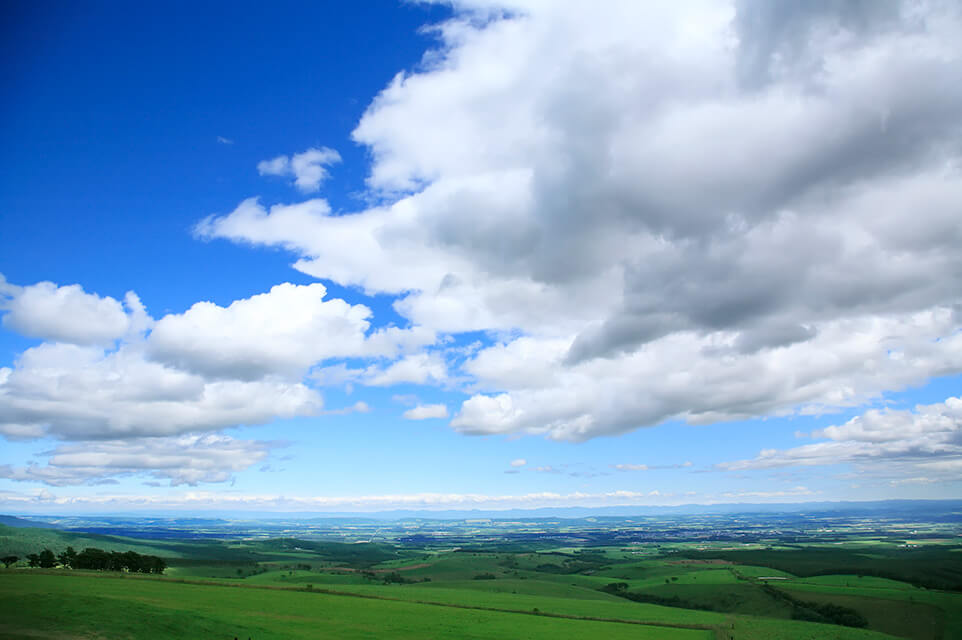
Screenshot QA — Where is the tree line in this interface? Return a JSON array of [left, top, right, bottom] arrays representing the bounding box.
[[9, 546, 167, 574]]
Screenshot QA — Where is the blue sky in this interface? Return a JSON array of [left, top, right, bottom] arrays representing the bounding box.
[[1, 1, 960, 514]]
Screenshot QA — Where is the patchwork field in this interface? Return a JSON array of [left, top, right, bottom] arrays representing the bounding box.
[[3, 511, 961, 640], [0, 572, 714, 640]]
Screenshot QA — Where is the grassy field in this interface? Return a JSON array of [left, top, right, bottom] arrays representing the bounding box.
[[780, 588, 944, 640], [5, 522, 962, 640], [0, 572, 714, 640], [781, 578, 962, 640], [684, 545, 962, 591], [0, 524, 177, 558]]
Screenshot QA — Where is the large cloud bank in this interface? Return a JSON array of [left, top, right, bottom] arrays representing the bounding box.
[[3, 0, 962, 488], [0, 279, 419, 485], [202, 1, 962, 440]]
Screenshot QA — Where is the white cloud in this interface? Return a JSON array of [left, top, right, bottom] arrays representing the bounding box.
[[364, 352, 449, 387], [0, 279, 361, 442], [324, 401, 371, 416], [257, 155, 289, 175], [148, 283, 376, 380], [614, 461, 691, 472], [509, 458, 526, 467], [257, 147, 341, 192], [452, 308, 962, 440], [719, 486, 815, 499], [198, 2, 962, 440], [0, 341, 322, 440], [402, 403, 449, 420], [0, 276, 150, 346], [0, 488, 695, 512], [0, 433, 271, 486], [718, 397, 962, 479]]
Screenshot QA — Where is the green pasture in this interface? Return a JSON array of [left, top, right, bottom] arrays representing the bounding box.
[[274, 576, 898, 640], [781, 579, 962, 640], [733, 564, 795, 578], [781, 588, 943, 640], [6, 524, 962, 640], [0, 572, 712, 640], [0, 524, 177, 559]]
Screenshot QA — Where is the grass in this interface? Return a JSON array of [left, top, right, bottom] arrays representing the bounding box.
[[0, 572, 713, 640], [780, 588, 944, 640], [685, 545, 962, 591], [0, 524, 177, 559], [228, 574, 898, 640], [780, 578, 962, 640], [6, 526, 956, 640]]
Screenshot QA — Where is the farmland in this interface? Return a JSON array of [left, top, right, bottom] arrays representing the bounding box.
[[1, 501, 961, 639]]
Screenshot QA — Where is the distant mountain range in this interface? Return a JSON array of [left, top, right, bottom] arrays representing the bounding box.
[[5, 498, 961, 523]]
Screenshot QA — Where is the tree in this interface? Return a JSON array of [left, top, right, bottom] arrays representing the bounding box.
[[150, 556, 167, 574], [26, 553, 41, 568], [1, 556, 18, 568], [75, 548, 109, 571], [57, 546, 77, 569], [38, 549, 57, 569]]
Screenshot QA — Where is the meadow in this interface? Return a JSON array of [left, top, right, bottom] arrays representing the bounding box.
[[2, 508, 961, 640]]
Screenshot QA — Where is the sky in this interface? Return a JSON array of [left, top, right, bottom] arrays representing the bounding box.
[[1, 0, 961, 514]]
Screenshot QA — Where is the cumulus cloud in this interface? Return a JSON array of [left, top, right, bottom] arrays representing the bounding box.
[[402, 403, 449, 419], [0, 276, 150, 345], [718, 397, 962, 479], [148, 283, 378, 380], [197, 1, 962, 441], [311, 350, 449, 389], [257, 147, 341, 192], [0, 434, 272, 486], [0, 274, 450, 485], [0, 341, 322, 440], [364, 352, 449, 387], [0, 279, 397, 442]]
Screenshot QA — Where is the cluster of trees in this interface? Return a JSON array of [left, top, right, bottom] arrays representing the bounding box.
[[22, 546, 166, 574], [760, 584, 868, 628], [601, 582, 716, 611], [355, 569, 429, 585], [25, 549, 57, 568]]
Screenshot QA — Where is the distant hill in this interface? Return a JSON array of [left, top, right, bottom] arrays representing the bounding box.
[[6, 498, 961, 524], [0, 523, 179, 558], [0, 514, 60, 529], [211, 498, 962, 521], [18, 498, 952, 522]]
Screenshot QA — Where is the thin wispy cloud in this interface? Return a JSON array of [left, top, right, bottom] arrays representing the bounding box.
[[403, 404, 448, 420]]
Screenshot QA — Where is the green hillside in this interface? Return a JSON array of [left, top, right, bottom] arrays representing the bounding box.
[[4, 528, 961, 639], [0, 572, 712, 640]]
